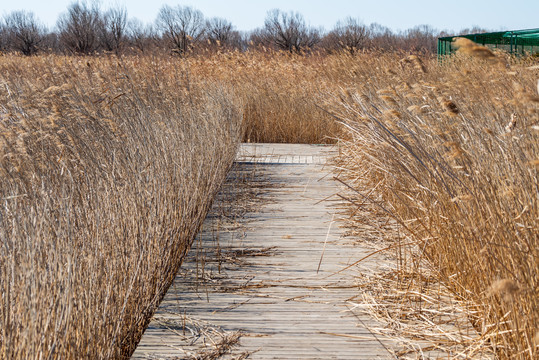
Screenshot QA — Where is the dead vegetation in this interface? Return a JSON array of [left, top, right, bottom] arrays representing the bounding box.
[[339, 203, 497, 359], [147, 313, 248, 360], [330, 46, 538, 359], [183, 50, 342, 144], [1, 43, 537, 359], [0, 54, 243, 358]]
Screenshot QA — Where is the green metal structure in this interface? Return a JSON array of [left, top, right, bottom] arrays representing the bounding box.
[[437, 28, 539, 58]]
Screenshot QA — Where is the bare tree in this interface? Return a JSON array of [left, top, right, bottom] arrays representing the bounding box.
[[3, 11, 46, 55], [98, 6, 127, 53], [0, 20, 9, 52], [248, 28, 266, 48], [57, 1, 102, 54], [41, 32, 61, 53], [205, 17, 240, 48], [369, 22, 398, 50], [127, 18, 155, 53], [458, 26, 489, 36], [262, 9, 321, 53], [403, 25, 438, 53], [327, 17, 369, 54], [156, 5, 205, 56]]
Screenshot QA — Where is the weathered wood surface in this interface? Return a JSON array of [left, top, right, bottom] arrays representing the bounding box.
[[132, 144, 394, 359]]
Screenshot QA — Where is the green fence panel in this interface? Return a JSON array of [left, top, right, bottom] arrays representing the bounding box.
[[437, 28, 539, 60]]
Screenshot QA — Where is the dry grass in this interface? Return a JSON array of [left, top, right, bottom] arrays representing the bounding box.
[[0, 50, 336, 359], [338, 201, 496, 359], [1, 46, 537, 359], [0, 54, 243, 358], [148, 313, 247, 360], [186, 49, 342, 144], [330, 48, 538, 358]]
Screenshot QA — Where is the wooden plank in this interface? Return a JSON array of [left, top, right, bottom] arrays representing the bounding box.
[[132, 144, 394, 359]]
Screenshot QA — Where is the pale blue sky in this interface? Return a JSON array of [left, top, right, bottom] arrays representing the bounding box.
[[1, 0, 538, 33]]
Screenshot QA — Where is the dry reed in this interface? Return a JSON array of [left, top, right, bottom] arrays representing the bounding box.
[[0, 54, 243, 358], [330, 48, 538, 359], [2, 45, 537, 359], [186, 49, 341, 144]]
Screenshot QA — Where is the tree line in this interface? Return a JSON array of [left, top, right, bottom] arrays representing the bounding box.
[[0, 1, 486, 56]]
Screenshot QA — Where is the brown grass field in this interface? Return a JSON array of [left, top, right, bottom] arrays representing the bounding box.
[[0, 45, 537, 359]]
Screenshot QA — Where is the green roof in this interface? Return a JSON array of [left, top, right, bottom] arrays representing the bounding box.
[[503, 28, 539, 39]]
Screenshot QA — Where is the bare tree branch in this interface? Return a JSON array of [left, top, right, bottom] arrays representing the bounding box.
[[156, 5, 205, 56], [262, 9, 320, 53], [403, 25, 438, 53], [205, 17, 240, 48], [328, 17, 370, 54], [127, 18, 155, 53], [3, 11, 46, 55], [99, 6, 127, 54], [57, 1, 102, 54]]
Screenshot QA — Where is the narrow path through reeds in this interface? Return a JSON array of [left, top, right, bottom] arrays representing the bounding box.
[[132, 144, 395, 359]]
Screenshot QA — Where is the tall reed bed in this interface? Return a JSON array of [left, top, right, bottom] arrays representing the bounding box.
[[0, 54, 242, 358], [186, 49, 341, 143], [2, 48, 536, 359], [329, 50, 538, 358]]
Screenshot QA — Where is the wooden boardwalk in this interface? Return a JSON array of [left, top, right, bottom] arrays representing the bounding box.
[[132, 144, 394, 359]]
